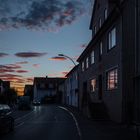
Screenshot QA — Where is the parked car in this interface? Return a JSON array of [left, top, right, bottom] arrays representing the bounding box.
[[0, 104, 14, 134], [18, 96, 31, 110], [33, 100, 41, 106]]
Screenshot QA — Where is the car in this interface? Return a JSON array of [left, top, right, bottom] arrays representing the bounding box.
[[33, 100, 41, 106], [18, 96, 31, 110], [0, 104, 14, 134]]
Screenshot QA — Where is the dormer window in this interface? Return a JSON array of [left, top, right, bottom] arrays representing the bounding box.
[[104, 8, 108, 20]]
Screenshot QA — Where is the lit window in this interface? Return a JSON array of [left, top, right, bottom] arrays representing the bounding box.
[[86, 57, 89, 68], [82, 61, 84, 71], [99, 18, 102, 28], [91, 79, 96, 92], [104, 8, 108, 20], [107, 68, 118, 90], [108, 28, 116, 50], [91, 50, 95, 64]]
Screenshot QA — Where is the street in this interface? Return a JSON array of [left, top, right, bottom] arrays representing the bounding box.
[[1, 105, 80, 140]]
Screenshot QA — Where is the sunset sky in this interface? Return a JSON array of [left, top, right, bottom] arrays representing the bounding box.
[[0, 0, 93, 95]]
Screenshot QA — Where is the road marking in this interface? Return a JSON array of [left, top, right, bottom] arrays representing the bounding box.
[[15, 110, 34, 121], [58, 106, 82, 139], [15, 122, 24, 128]]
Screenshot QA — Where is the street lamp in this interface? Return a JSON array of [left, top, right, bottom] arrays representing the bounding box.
[[58, 54, 77, 66]]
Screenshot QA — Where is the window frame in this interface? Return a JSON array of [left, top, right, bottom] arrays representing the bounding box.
[[91, 50, 95, 64], [104, 8, 108, 20], [86, 57, 89, 69], [99, 41, 103, 61], [106, 67, 118, 91], [90, 78, 96, 93], [108, 27, 116, 50], [81, 61, 85, 72]]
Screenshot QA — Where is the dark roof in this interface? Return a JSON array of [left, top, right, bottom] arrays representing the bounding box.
[[77, 1, 122, 62], [34, 77, 65, 84], [65, 65, 78, 77], [89, 0, 97, 30]]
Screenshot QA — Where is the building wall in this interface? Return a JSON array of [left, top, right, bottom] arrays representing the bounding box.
[[65, 69, 78, 107], [78, 0, 125, 122], [121, 0, 136, 123]]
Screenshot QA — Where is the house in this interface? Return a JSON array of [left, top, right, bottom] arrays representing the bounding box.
[[24, 85, 33, 101], [64, 65, 79, 107], [0, 79, 3, 94], [0, 79, 10, 94], [33, 77, 65, 103], [77, 0, 139, 123]]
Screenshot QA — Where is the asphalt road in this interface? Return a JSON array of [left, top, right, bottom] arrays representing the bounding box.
[[1, 105, 81, 140]]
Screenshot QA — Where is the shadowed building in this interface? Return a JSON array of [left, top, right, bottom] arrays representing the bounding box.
[[64, 65, 79, 107], [77, 0, 139, 123], [24, 85, 33, 101], [33, 77, 65, 103]]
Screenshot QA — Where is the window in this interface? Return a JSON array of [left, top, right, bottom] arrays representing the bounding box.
[[99, 41, 103, 55], [82, 61, 84, 71], [99, 18, 102, 28], [99, 41, 103, 61], [94, 26, 97, 34], [91, 79, 96, 92], [108, 27, 116, 50], [86, 57, 89, 69], [104, 8, 108, 20], [91, 50, 95, 64], [107, 68, 118, 90]]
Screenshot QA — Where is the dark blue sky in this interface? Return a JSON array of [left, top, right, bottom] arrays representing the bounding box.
[[0, 0, 94, 95]]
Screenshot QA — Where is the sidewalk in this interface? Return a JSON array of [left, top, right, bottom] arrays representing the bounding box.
[[63, 105, 138, 140]]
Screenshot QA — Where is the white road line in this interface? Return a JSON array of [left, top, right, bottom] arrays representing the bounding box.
[[15, 110, 34, 121], [58, 106, 82, 139], [15, 122, 24, 128]]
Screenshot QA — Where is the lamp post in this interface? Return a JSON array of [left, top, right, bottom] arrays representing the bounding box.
[[58, 53, 78, 107], [58, 54, 77, 66]]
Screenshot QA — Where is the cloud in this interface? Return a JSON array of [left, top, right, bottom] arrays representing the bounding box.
[[15, 52, 47, 58], [16, 70, 29, 73], [49, 56, 67, 61], [0, 0, 85, 31], [16, 61, 28, 64], [0, 53, 9, 57], [0, 69, 15, 73], [62, 71, 69, 76], [0, 74, 22, 78], [80, 44, 87, 48], [26, 77, 34, 83], [33, 64, 40, 68], [0, 64, 22, 71]]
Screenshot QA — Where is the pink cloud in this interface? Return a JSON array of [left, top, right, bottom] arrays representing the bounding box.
[[49, 56, 67, 61], [16, 61, 28, 64], [0, 74, 22, 78], [0, 53, 9, 57], [16, 70, 29, 73], [33, 64, 40, 68]]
